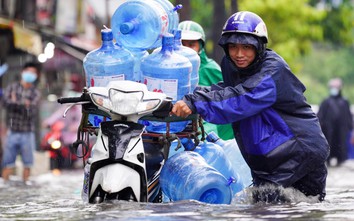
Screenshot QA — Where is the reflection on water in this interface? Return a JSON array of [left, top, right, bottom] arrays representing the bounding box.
[[0, 160, 354, 221]]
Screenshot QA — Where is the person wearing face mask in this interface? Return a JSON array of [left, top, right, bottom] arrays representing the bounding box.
[[1, 62, 41, 185], [172, 11, 329, 202], [317, 78, 353, 167]]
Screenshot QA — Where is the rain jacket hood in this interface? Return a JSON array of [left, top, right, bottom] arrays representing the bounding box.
[[218, 33, 266, 74]]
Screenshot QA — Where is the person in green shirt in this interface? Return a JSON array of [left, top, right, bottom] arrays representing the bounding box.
[[178, 20, 234, 140]]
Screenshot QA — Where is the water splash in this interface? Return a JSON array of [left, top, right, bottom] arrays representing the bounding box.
[[232, 184, 320, 205]]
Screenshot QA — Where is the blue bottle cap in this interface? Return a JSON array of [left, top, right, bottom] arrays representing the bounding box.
[[162, 34, 175, 47], [206, 131, 220, 142], [101, 29, 113, 41], [120, 22, 134, 35]]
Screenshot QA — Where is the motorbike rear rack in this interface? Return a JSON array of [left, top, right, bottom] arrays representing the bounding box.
[[141, 114, 204, 157], [141, 114, 204, 138], [73, 109, 206, 165]]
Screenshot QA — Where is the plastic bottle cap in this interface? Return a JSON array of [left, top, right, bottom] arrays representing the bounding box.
[[206, 131, 220, 142], [173, 4, 183, 12], [162, 34, 174, 47], [101, 29, 113, 41], [120, 22, 134, 35]]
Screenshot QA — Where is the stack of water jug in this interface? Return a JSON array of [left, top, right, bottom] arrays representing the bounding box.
[[82, 0, 252, 204]]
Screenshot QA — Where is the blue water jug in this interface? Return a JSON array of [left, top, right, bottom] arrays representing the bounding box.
[[188, 140, 245, 195], [83, 28, 134, 87], [153, 30, 200, 92], [154, 0, 181, 33], [206, 131, 253, 187], [173, 29, 200, 92], [111, 0, 169, 50], [160, 151, 232, 204], [127, 48, 149, 83], [141, 34, 192, 133]]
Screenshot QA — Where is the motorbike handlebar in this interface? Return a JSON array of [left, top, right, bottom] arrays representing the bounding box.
[[151, 100, 173, 118], [57, 94, 91, 104]]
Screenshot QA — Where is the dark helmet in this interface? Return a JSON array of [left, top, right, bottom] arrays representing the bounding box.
[[219, 11, 268, 59], [221, 11, 268, 43]]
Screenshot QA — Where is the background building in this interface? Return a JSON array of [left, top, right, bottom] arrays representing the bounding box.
[[0, 0, 127, 154]]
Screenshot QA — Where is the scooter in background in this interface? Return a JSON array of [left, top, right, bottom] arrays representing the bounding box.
[[40, 120, 77, 172]]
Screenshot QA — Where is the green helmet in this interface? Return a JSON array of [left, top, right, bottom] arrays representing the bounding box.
[[178, 20, 206, 46]]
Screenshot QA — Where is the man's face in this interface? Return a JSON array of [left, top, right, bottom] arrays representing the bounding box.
[[182, 40, 200, 53], [228, 43, 256, 68]]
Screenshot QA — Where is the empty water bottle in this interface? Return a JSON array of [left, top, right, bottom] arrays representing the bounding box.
[[173, 29, 200, 92], [154, 0, 181, 33], [141, 34, 192, 133], [152, 29, 200, 92], [111, 0, 169, 50], [128, 48, 149, 83], [188, 140, 245, 195], [206, 131, 253, 187], [83, 28, 134, 87], [83, 28, 133, 126], [160, 151, 232, 204]]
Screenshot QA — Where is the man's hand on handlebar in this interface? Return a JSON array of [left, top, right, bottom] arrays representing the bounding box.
[[171, 100, 192, 118]]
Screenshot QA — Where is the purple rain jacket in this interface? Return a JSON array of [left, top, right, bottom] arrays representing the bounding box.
[[182, 48, 329, 193]]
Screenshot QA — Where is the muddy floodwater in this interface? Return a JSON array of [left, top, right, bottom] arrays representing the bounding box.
[[0, 160, 354, 221]]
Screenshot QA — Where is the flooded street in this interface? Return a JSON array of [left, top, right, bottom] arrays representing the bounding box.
[[0, 160, 354, 221]]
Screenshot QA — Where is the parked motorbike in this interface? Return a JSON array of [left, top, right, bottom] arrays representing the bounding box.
[[58, 80, 201, 203]]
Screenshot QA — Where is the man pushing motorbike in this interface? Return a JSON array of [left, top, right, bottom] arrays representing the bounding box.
[[172, 11, 329, 202]]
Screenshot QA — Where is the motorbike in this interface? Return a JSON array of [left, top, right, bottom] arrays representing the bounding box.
[[40, 120, 77, 171], [58, 80, 202, 203]]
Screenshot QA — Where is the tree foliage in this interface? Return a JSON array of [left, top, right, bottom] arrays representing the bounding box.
[[174, 0, 229, 63], [238, 0, 325, 72], [174, 0, 326, 71], [309, 0, 354, 46], [172, 0, 354, 104], [299, 44, 354, 104]]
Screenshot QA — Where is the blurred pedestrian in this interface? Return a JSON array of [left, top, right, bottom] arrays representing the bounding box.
[[178, 20, 234, 140], [317, 78, 353, 166], [172, 11, 329, 202], [1, 62, 41, 184]]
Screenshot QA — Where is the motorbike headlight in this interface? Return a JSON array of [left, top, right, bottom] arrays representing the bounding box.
[[51, 140, 62, 149], [109, 89, 161, 115], [91, 93, 111, 110]]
